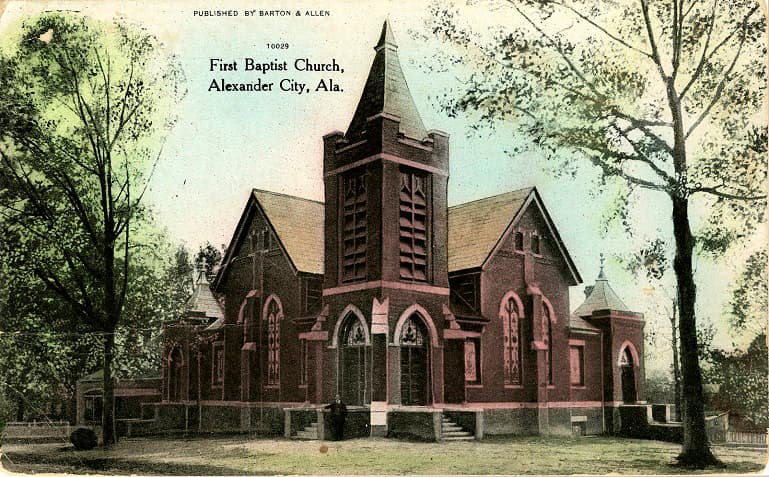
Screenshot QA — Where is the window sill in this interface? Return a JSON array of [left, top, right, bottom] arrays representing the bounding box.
[[504, 384, 524, 389], [570, 385, 586, 389], [465, 384, 483, 388]]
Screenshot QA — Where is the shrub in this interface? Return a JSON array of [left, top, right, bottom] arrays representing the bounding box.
[[70, 427, 98, 450]]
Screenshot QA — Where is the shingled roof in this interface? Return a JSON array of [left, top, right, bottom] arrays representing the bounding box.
[[187, 271, 224, 320], [253, 190, 325, 275], [573, 265, 630, 317], [345, 20, 428, 141], [219, 187, 579, 284], [447, 188, 532, 272]]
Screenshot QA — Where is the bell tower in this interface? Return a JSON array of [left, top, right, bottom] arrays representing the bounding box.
[[322, 20, 450, 289]]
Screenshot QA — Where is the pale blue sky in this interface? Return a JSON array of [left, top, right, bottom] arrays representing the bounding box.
[[1, 0, 764, 365]]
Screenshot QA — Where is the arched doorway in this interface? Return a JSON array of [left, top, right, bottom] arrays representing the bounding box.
[[620, 347, 637, 403], [168, 347, 184, 402], [400, 315, 430, 406], [340, 316, 368, 405]]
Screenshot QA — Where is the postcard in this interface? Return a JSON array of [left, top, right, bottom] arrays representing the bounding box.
[[0, 0, 765, 474]]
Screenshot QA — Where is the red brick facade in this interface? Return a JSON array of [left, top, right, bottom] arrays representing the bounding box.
[[155, 21, 645, 438]]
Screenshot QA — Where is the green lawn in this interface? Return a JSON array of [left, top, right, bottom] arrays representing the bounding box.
[[1, 435, 766, 475]]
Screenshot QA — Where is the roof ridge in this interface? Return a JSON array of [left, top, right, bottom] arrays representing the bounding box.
[[448, 187, 534, 210], [252, 188, 324, 205]]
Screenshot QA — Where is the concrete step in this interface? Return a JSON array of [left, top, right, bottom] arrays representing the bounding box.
[[441, 424, 463, 432], [443, 430, 473, 437], [440, 414, 474, 441], [294, 430, 318, 439]]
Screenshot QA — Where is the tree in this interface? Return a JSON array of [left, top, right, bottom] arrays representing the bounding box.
[[428, 0, 765, 467], [624, 239, 682, 420], [0, 14, 184, 444], [728, 249, 767, 342], [705, 334, 768, 430], [194, 242, 223, 283]]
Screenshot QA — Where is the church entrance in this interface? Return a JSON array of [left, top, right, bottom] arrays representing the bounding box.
[[340, 317, 368, 405], [168, 348, 183, 402], [620, 347, 636, 403], [399, 315, 430, 406]]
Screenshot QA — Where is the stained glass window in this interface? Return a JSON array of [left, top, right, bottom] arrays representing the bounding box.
[[464, 340, 477, 382], [399, 173, 428, 281], [543, 305, 553, 385], [266, 299, 282, 386], [501, 296, 522, 385], [400, 316, 425, 347], [346, 320, 366, 346], [570, 346, 584, 386], [342, 173, 367, 282]]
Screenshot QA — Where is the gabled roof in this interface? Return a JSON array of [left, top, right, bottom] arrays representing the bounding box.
[[187, 271, 224, 320], [345, 20, 428, 141], [573, 264, 630, 317], [447, 187, 581, 284], [447, 188, 531, 272], [215, 190, 325, 290], [252, 190, 325, 275]]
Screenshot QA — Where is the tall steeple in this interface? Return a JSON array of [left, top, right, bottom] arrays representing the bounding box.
[[345, 20, 428, 141]]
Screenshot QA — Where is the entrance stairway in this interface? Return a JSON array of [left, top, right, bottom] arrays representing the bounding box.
[[441, 415, 474, 441], [294, 421, 320, 440]]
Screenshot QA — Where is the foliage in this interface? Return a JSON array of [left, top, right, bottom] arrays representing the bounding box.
[[705, 334, 768, 429], [727, 249, 767, 341], [0, 13, 184, 443], [426, 0, 765, 466], [645, 369, 675, 404], [195, 242, 223, 282]]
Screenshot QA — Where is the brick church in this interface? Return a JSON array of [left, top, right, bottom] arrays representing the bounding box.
[[156, 21, 645, 439]]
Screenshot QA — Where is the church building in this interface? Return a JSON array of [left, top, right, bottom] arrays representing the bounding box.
[[156, 21, 645, 440]]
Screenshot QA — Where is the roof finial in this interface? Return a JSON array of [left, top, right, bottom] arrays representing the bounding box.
[[598, 253, 606, 280]]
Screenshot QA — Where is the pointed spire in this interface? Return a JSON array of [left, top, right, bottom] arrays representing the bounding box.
[[376, 18, 397, 51], [345, 20, 428, 141]]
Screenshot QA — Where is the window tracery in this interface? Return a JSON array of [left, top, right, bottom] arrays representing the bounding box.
[[501, 296, 522, 385]]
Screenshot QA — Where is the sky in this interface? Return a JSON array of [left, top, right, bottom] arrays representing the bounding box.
[[0, 0, 765, 368]]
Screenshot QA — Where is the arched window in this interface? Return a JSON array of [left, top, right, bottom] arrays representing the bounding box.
[[399, 315, 429, 405], [341, 316, 368, 405], [542, 305, 553, 385], [263, 296, 284, 387], [500, 293, 523, 385]]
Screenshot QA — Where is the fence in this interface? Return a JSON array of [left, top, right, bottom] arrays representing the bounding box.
[[2, 421, 72, 440], [710, 430, 767, 447]]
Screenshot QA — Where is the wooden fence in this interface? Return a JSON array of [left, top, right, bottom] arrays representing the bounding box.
[[709, 430, 767, 446], [2, 421, 72, 440]]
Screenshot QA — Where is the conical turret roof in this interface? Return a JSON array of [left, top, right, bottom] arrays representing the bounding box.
[[574, 256, 630, 317], [345, 20, 428, 141]]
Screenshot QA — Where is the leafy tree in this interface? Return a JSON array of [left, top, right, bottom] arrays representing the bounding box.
[[728, 249, 767, 342], [0, 14, 184, 444], [194, 242, 223, 283], [705, 334, 768, 430], [428, 0, 765, 466]]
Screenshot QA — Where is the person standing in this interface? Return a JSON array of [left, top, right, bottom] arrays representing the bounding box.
[[325, 394, 347, 440]]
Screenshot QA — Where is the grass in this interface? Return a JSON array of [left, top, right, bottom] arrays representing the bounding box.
[[1, 435, 766, 475]]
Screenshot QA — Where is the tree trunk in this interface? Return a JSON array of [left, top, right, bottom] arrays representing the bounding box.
[[671, 195, 720, 467], [670, 308, 682, 421], [102, 332, 117, 445], [15, 396, 24, 422]]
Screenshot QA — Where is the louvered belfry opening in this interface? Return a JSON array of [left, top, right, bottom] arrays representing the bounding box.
[[399, 172, 428, 281], [342, 173, 367, 282]]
